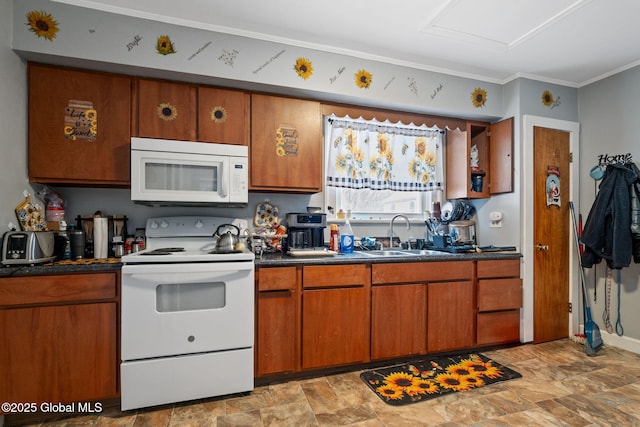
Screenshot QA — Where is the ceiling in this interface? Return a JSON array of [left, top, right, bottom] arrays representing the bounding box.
[[53, 0, 640, 87]]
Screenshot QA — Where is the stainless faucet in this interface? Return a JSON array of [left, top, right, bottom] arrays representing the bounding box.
[[389, 214, 410, 248]]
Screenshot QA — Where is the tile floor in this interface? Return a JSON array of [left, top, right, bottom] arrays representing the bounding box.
[[9, 339, 640, 426]]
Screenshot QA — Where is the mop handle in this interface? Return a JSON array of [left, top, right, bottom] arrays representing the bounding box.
[[616, 269, 624, 336]]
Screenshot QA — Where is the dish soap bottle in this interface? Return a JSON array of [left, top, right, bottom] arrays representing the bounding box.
[[340, 220, 354, 254]]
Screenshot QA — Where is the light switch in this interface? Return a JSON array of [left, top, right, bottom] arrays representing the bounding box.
[[490, 211, 503, 228]]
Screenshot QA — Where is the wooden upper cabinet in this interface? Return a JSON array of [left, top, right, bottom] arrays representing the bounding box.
[[28, 63, 131, 186], [135, 79, 196, 141], [446, 117, 513, 199], [250, 94, 322, 192], [198, 86, 249, 145], [488, 117, 514, 195]]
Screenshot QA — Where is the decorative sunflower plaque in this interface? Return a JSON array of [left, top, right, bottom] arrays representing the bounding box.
[[64, 100, 97, 141], [276, 125, 298, 157], [210, 106, 227, 123]]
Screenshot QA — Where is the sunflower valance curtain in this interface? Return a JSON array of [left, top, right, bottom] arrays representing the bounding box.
[[325, 115, 444, 191]]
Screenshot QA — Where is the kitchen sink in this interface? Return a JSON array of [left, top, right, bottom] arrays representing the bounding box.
[[359, 250, 413, 257], [358, 248, 445, 257]]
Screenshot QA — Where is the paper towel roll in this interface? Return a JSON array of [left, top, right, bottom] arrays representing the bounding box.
[[93, 217, 108, 259]]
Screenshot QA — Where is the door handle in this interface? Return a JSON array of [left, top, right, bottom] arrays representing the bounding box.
[[536, 243, 549, 251]]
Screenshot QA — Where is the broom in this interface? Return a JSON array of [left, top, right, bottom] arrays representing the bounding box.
[[569, 202, 604, 355]]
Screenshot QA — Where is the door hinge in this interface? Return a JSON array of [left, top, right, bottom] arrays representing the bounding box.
[[568, 302, 573, 313], [569, 152, 573, 163]]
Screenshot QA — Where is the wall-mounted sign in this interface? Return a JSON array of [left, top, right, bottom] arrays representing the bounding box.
[[546, 165, 561, 208], [64, 100, 97, 141]]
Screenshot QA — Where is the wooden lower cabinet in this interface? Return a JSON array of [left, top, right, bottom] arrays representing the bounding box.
[[301, 265, 370, 369], [371, 261, 474, 355], [477, 259, 522, 345], [427, 280, 475, 352], [0, 273, 119, 410], [371, 284, 427, 359], [255, 267, 299, 376], [254, 257, 521, 378]]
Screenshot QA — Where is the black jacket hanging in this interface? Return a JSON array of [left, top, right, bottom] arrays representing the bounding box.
[[581, 163, 638, 269], [629, 162, 640, 263]]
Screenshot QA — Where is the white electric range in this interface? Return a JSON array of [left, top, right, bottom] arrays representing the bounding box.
[[120, 216, 254, 411]]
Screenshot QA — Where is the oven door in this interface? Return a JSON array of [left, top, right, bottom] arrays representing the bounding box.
[[121, 261, 254, 361]]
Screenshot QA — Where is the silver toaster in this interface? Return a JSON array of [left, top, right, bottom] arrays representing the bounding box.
[[1, 231, 56, 266]]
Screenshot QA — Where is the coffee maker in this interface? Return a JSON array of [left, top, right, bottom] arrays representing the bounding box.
[[285, 213, 326, 251]]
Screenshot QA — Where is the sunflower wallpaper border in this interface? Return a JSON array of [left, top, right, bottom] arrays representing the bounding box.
[[360, 353, 521, 406], [17, 1, 505, 118]]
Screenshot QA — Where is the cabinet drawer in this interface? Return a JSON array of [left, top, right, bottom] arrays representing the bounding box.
[[477, 311, 520, 345], [372, 261, 473, 284], [477, 259, 520, 278], [0, 273, 117, 307], [257, 267, 297, 291], [303, 264, 370, 289], [478, 278, 522, 311]]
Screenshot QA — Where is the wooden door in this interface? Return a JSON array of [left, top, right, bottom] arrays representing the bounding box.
[[533, 126, 571, 343], [371, 284, 427, 359], [427, 280, 475, 352], [136, 79, 196, 140], [197, 86, 249, 145], [250, 94, 322, 192]]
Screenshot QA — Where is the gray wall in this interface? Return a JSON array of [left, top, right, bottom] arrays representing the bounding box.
[[0, 1, 31, 230], [578, 67, 640, 344]]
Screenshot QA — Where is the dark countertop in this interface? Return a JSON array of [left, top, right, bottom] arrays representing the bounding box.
[[1, 250, 522, 277], [254, 249, 522, 266], [0, 258, 123, 277]]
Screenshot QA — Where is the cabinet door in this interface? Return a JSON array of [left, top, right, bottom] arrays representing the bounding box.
[[0, 302, 118, 405], [250, 94, 322, 192], [446, 123, 490, 199], [489, 117, 514, 194], [477, 311, 520, 345], [256, 267, 298, 376], [371, 284, 427, 360], [28, 63, 131, 186], [136, 79, 196, 141], [302, 287, 370, 369], [427, 281, 474, 352], [198, 87, 249, 145]]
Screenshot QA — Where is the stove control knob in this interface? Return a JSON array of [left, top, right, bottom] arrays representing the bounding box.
[[160, 220, 169, 229], [149, 221, 158, 229], [195, 220, 204, 229]]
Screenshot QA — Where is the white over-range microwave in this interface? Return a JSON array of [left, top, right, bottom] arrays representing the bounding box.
[[131, 137, 248, 206]]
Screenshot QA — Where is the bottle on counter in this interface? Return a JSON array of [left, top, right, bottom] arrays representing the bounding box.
[[329, 224, 340, 252], [340, 220, 354, 254]]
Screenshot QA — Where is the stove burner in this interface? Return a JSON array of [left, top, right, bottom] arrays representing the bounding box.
[[140, 247, 186, 256], [208, 249, 242, 255]]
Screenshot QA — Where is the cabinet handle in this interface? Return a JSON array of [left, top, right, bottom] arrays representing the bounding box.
[[536, 243, 549, 251]]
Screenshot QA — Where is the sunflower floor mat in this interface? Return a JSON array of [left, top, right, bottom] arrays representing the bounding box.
[[360, 353, 521, 406]]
